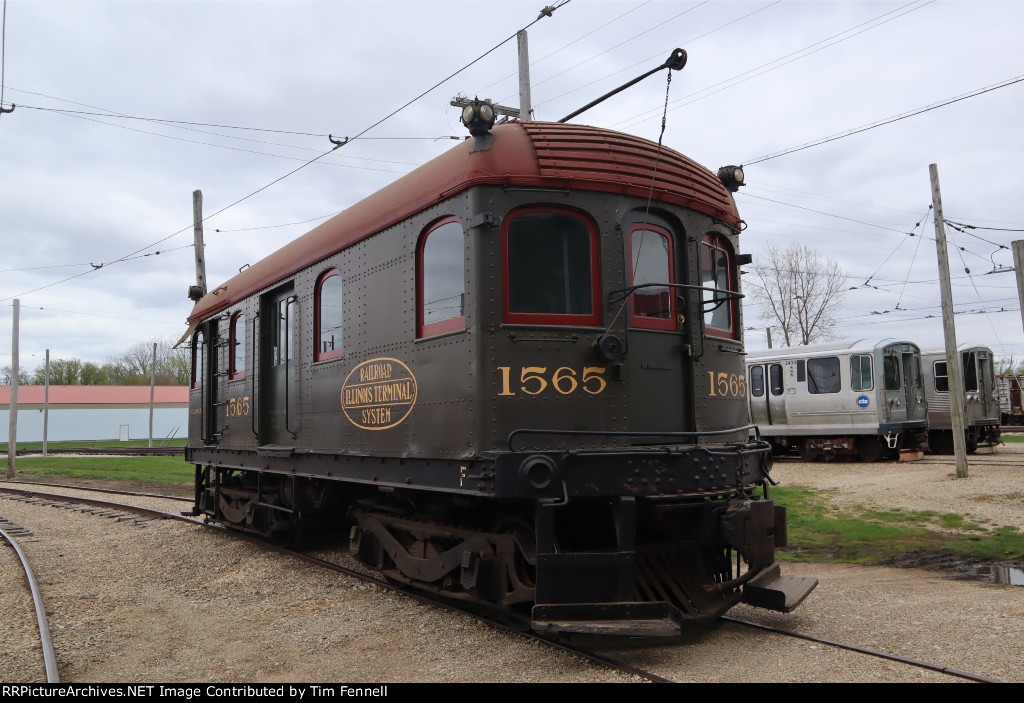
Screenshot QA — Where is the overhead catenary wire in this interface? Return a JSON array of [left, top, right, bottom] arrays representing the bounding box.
[[0, 2, 572, 303]]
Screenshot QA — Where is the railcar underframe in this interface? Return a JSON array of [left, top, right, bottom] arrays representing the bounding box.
[[188, 441, 815, 635]]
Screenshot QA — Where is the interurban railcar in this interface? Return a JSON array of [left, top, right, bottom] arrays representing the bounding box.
[[746, 339, 929, 461], [921, 345, 1000, 453], [184, 118, 815, 635]]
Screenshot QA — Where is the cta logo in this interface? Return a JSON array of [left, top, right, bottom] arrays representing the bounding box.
[[341, 358, 418, 430], [856, 394, 870, 409]]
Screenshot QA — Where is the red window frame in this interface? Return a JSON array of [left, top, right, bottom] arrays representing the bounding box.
[[229, 312, 245, 380], [418, 216, 466, 338], [701, 232, 738, 340], [315, 269, 345, 362], [502, 205, 601, 327], [628, 224, 676, 331]]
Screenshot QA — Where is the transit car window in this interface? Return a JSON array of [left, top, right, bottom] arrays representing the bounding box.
[[883, 354, 901, 390], [850, 354, 872, 391], [274, 298, 297, 366], [504, 207, 600, 326], [807, 357, 840, 394], [316, 270, 344, 361], [962, 351, 979, 392], [750, 366, 764, 397], [419, 219, 465, 337], [700, 233, 737, 339], [934, 361, 949, 392], [191, 330, 205, 389], [770, 364, 784, 395], [629, 225, 674, 330], [230, 312, 245, 379]]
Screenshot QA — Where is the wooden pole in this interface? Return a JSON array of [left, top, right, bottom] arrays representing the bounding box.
[[7, 299, 18, 479], [149, 342, 156, 448], [1012, 240, 1024, 333], [930, 164, 968, 478], [193, 190, 207, 297], [42, 349, 49, 457], [517, 30, 532, 120]]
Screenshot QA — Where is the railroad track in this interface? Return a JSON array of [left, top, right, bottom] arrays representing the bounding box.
[[0, 515, 60, 682], [0, 481, 1013, 683], [14, 446, 185, 457]]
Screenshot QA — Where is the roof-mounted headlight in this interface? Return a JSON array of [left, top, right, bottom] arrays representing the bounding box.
[[460, 98, 497, 137]]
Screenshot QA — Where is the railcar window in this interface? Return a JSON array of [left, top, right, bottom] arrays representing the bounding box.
[[700, 233, 737, 339], [191, 330, 205, 389], [934, 361, 949, 392], [850, 354, 872, 391], [963, 351, 979, 392], [316, 270, 344, 361], [629, 225, 674, 330], [419, 219, 466, 337], [504, 208, 600, 325], [796, 359, 806, 382], [230, 313, 245, 379], [807, 357, 840, 394], [883, 354, 901, 390], [750, 366, 764, 397], [770, 363, 784, 395]]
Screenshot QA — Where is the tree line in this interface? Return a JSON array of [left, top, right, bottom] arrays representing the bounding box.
[[1, 336, 190, 386]]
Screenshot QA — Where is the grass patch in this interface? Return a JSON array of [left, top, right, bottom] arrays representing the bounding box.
[[1, 438, 186, 452], [10, 456, 193, 485], [772, 485, 1024, 565], [1001, 434, 1024, 443]]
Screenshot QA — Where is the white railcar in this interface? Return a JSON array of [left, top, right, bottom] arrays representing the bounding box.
[[746, 339, 928, 461], [921, 345, 1000, 453]]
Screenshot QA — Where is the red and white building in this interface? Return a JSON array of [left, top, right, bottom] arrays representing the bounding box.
[[0, 386, 188, 443]]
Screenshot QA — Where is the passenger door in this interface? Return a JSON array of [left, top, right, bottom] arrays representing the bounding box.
[[623, 222, 686, 434], [260, 285, 298, 446], [749, 363, 786, 427]]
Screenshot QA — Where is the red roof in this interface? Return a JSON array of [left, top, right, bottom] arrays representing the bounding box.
[[0, 386, 188, 405], [187, 121, 740, 324]]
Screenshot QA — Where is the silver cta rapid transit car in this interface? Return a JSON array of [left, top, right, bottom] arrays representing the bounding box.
[[921, 345, 1000, 453], [746, 339, 929, 461]]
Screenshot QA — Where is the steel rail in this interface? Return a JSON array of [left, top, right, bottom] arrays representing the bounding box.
[[0, 486, 669, 684], [723, 615, 1005, 684], [4, 480, 192, 503], [0, 523, 60, 682]]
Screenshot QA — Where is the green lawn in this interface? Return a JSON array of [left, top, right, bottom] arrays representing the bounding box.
[[773, 484, 1024, 564], [1, 438, 187, 452], [8, 455, 194, 485]]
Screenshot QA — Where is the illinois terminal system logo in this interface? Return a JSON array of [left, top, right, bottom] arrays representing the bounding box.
[[341, 357, 418, 430]]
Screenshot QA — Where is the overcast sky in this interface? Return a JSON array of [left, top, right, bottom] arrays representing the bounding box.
[[1, 0, 1022, 376]]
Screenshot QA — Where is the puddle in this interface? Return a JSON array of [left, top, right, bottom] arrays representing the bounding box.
[[886, 552, 1024, 585]]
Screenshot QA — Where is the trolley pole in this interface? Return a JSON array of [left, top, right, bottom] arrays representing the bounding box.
[[7, 299, 18, 479], [930, 164, 968, 478]]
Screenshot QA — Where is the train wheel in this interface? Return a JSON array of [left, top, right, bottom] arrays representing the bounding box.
[[856, 437, 883, 462]]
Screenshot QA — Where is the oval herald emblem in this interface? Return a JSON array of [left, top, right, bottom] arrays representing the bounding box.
[[341, 357, 418, 430]]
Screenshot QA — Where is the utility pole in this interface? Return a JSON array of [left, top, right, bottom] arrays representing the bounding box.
[[930, 164, 968, 478], [42, 350, 49, 457], [149, 342, 156, 448], [7, 299, 18, 479], [1012, 240, 1024, 333], [189, 189, 207, 302], [517, 30, 532, 119]]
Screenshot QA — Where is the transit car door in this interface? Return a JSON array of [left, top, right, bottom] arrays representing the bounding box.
[[749, 363, 786, 428], [260, 286, 298, 445], [623, 221, 686, 433]]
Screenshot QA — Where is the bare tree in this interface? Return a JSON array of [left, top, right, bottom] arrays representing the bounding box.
[[747, 243, 847, 346]]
